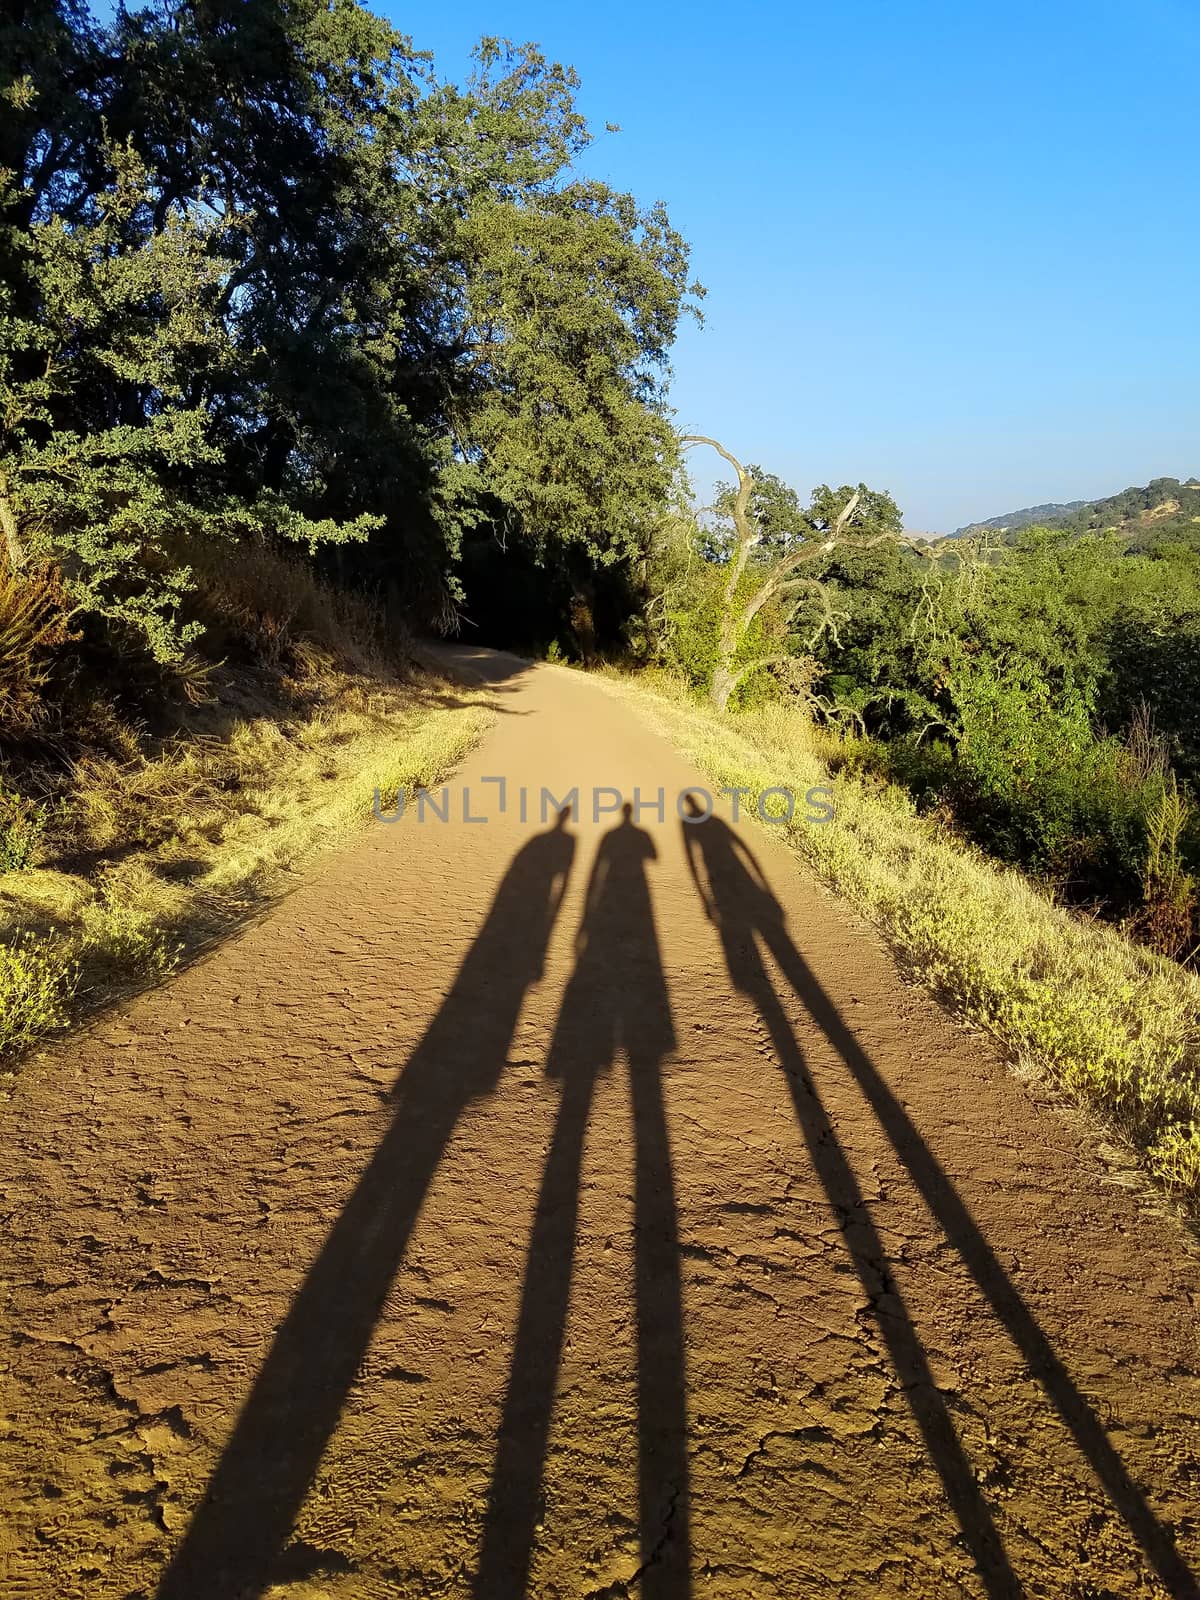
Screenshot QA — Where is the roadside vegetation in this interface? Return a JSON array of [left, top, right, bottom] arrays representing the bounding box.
[[599, 451, 1200, 1201], [604, 673, 1200, 1200], [0, 538, 491, 1065], [6, 0, 1200, 1198], [628, 446, 1200, 967]]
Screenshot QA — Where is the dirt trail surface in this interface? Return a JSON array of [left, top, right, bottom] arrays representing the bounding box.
[[3, 648, 1199, 1600]]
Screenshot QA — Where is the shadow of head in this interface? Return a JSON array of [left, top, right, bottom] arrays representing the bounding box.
[[680, 793, 783, 932]]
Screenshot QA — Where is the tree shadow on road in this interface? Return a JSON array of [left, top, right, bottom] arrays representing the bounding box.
[[682, 804, 1198, 1600], [156, 810, 576, 1600], [474, 804, 690, 1600]]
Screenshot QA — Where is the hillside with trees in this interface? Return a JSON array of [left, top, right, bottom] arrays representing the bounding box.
[[955, 476, 1200, 549], [953, 498, 1091, 536]]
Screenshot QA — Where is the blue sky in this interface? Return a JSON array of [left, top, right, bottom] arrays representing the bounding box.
[[387, 0, 1198, 531]]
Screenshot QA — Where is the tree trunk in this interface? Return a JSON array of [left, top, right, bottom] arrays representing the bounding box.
[[710, 660, 735, 713], [569, 583, 597, 666], [0, 474, 25, 570], [710, 602, 741, 711], [682, 435, 880, 718]]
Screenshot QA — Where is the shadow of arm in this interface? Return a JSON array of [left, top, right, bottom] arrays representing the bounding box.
[[682, 826, 715, 921], [575, 844, 608, 956]]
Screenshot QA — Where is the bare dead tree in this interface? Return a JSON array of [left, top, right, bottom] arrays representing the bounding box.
[[681, 434, 931, 712]]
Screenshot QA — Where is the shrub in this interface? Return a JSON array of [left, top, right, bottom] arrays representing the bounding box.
[[1130, 774, 1197, 958], [872, 667, 1192, 933], [0, 785, 47, 872], [0, 935, 75, 1057]]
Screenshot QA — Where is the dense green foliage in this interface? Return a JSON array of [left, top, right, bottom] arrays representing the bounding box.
[[837, 528, 1200, 941], [1, 0, 698, 665], [646, 480, 1200, 957]]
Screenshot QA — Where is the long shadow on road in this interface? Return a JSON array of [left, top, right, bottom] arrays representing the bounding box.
[[156, 812, 576, 1600], [474, 803, 690, 1600], [157, 793, 1195, 1599], [682, 804, 1197, 1600]]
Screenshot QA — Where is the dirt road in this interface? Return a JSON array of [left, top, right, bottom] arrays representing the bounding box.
[[3, 648, 1199, 1599]]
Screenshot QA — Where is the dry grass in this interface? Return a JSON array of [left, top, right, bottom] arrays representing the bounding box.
[[183, 538, 396, 677], [0, 669, 491, 1065], [0, 542, 493, 1069], [602, 671, 1200, 1200], [0, 562, 74, 734]]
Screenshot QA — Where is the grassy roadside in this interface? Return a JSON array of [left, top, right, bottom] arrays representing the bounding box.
[[601, 670, 1200, 1201], [0, 656, 493, 1073]]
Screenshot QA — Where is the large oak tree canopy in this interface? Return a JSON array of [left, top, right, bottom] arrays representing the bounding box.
[[0, 0, 701, 654]]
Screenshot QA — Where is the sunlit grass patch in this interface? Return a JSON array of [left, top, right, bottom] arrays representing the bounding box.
[[0, 666, 492, 1069], [0, 935, 76, 1059]]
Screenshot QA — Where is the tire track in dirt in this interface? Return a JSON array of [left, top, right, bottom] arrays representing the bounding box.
[[2, 647, 1198, 1599]]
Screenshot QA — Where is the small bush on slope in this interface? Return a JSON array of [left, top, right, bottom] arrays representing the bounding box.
[[0, 936, 75, 1058]]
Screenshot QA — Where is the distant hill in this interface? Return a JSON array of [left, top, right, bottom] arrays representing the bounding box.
[[954, 477, 1200, 550], [953, 500, 1092, 537]]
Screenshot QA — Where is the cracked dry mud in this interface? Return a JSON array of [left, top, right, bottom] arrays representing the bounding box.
[[2, 648, 1199, 1600]]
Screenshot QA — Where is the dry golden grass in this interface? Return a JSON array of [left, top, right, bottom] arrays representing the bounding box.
[[0, 544, 492, 1068], [0, 660, 492, 1069], [184, 538, 396, 677], [603, 670, 1200, 1200]]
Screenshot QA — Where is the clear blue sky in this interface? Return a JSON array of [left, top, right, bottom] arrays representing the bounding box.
[[387, 0, 1199, 531]]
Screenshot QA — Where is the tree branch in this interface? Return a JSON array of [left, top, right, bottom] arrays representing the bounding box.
[[728, 653, 795, 690], [682, 434, 932, 711], [681, 433, 758, 651], [733, 487, 862, 644]]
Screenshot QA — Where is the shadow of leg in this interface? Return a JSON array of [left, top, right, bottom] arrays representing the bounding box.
[[473, 1069, 596, 1600], [630, 1044, 691, 1599], [734, 933, 1022, 1598], [476, 810, 690, 1596], [157, 820, 576, 1599], [763, 923, 1198, 1600], [156, 1089, 461, 1600]]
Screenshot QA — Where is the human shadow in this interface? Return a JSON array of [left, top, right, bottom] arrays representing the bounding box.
[[683, 803, 1198, 1599], [157, 811, 576, 1599], [474, 804, 690, 1600]]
